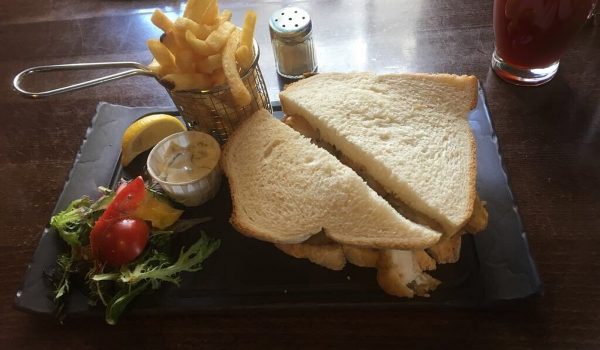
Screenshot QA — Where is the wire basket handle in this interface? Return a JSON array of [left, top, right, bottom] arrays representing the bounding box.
[[13, 62, 155, 98]]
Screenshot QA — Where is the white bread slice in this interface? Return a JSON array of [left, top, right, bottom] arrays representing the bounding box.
[[221, 109, 441, 249], [280, 73, 478, 236]]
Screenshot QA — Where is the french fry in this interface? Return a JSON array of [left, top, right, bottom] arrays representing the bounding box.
[[183, 0, 211, 23], [210, 68, 226, 86], [151, 9, 174, 32], [240, 10, 257, 51], [148, 59, 164, 76], [201, 0, 219, 25], [235, 45, 253, 70], [196, 54, 222, 74], [161, 31, 180, 54], [150, 0, 257, 103], [147, 39, 179, 74], [161, 73, 212, 91], [222, 30, 251, 106], [205, 21, 235, 52], [185, 30, 216, 56], [183, 0, 198, 18], [183, 0, 197, 18], [174, 49, 196, 73], [218, 9, 232, 24], [171, 26, 188, 48], [174, 17, 211, 41]]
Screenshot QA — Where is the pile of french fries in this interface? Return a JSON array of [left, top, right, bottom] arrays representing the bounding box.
[[148, 0, 257, 107]]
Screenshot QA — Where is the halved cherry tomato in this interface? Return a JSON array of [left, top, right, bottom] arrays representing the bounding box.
[[91, 176, 146, 262], [115, 181, 128, 194], [93, 218, 149, 268], [102, 176, 146, 220]]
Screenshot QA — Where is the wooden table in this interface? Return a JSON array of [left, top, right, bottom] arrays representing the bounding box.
[[1, 1, 598, 348]]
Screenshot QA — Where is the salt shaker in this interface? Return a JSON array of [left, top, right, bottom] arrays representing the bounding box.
[[269, 7, 317, 79]]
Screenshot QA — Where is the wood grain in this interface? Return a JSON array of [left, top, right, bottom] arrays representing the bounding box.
[[1, 0, 599, 348]]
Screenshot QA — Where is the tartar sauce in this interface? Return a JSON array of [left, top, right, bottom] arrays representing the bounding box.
[[156, 139, 220, 184]]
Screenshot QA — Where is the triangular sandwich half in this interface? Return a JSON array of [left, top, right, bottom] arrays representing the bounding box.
[[280, 73, 479, 236]]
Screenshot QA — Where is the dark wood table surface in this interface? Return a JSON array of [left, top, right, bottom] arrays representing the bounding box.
[[1, 0, 599, 348]]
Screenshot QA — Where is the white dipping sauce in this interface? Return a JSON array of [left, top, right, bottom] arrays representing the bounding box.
[[157, 140, 219, 183], [147, 131, 222, 207]]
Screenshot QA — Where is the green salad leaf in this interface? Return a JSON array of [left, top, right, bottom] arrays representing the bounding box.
[[48, 184, 219, 325], [93, 233, 220, 323], [104, 280, 151, 325], [50, 188, 114, 248]]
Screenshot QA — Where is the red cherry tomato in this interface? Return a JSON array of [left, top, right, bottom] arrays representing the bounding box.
[[91, 176, 146, 260], [102, 176, 146, 220], [115, 182, 128, 194], [94, 218, 149, 268]]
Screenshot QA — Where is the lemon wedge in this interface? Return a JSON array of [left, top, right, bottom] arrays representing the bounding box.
[[121, 114, 187, 166]]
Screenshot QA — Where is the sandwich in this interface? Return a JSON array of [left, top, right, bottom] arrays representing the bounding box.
[[278, 73, 488, 271], [221, 72, 489, 298], [222, 109, 443, 296]]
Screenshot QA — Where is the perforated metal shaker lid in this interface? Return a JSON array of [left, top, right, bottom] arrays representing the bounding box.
[[269, 7, 312, 41]]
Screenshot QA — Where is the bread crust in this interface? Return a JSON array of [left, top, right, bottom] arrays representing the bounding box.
[[451, 75, 479, 234], [463, 75, 480, 233]]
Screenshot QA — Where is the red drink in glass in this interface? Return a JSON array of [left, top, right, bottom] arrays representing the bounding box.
[[492, 0, 597, 86]]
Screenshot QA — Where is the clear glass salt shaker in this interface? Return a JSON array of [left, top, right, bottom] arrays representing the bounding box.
[[269, 7, 318, 79]]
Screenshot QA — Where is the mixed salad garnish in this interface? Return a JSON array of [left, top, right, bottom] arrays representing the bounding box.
[[49, 176, 219, 324]]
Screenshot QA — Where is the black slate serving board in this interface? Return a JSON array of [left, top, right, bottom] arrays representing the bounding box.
[[15, 87, 542, 318]]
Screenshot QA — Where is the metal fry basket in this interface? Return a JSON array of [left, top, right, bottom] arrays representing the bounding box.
[[168, 55, 272, 143], [12, 41, 272, 144]]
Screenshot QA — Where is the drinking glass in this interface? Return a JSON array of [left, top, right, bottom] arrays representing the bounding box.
[[492, 0, 598, 86]]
